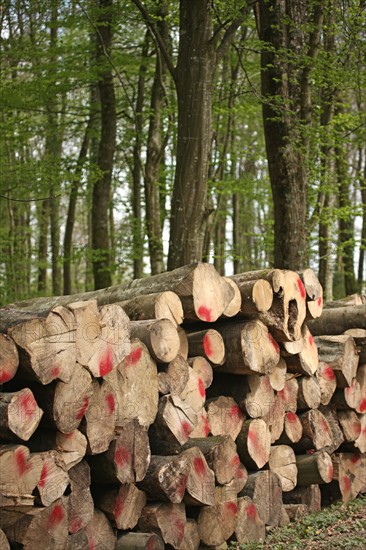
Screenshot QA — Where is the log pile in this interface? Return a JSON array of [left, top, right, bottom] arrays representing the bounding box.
[[0, 263, 365, 549]]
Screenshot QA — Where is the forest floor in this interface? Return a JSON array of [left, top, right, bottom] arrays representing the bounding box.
[[230, 494, 366, 550]]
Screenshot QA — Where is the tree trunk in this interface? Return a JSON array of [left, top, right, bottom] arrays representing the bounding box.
[[256, 0, 323, 269], [92, 0, 116, 289], [167, 2, 215, 268], [132, 33, 148, 279]]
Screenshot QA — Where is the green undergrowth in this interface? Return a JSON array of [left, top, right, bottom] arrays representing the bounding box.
[[230, 495, 366, 550]]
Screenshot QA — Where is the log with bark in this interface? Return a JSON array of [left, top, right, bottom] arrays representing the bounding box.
[[70, 300, 131, 378], [0, 333, 19, 384], [6, 307, 76, 385], [206, 396, 245, 441], [216, 319, 280, 375], [316, 362, 337, 405], [238, 470, 283, 526], [234, 496, 266, 544], [151, 394, 198, 445], [268, 445, 297, 492], [236, 419, 271, 469], [98, 483, 147, 529], [129, 319, 180, 364], [84, 509, 116, 550], [285, 324, 319, 376], [314, 335, 359, 388], [87, 420, 150, 484], [197, 486, 238, 547], [187, 328, 225, 365], [36, 450, 69, 507], [67, 460, 94, 534], [0, 388, 43, 441], [3, 263, 234, 322], [231, 269, 307, 341], [308, 305, 366, 335], [138, 502, 186, 548], [0, 498, 68, 549], [0, 444, 43, 497], [118, 291, 184, 326], [106, 339, 159, 429], [282, 484, 321, 512], [295, 451, 334, 486]]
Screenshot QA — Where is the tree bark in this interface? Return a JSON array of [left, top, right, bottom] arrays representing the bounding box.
[[256, 0, 323, 269], [92, 0, 116, 289]]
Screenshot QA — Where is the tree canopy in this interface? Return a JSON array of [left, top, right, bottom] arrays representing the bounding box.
[[0, 0, 365, 304]]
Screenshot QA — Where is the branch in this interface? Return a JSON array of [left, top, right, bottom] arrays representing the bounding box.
[[131, 0, 176, 85], [214, 4, 250, 64], [0, 193, 61, 202]]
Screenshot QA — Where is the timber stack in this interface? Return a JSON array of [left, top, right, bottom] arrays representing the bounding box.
[[0, 263, 365, 549]]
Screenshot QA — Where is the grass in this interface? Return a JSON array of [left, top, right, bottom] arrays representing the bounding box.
[[230, 495, 366, 550]]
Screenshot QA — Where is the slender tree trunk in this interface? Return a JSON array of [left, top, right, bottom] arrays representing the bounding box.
[[92, 0, 116, 289], [358, 147, 366, 290], [317, 8, 336, 301], [132, 34, 149, 279], [336, 111, 358, 294], [47, 0, 63, 296], [144, 5, 170, 275], [37, 198, 50, 293], [63, 104, 93, 294]]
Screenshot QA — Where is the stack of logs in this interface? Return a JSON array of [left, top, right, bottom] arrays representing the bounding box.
[[0, 263, 365, 549]]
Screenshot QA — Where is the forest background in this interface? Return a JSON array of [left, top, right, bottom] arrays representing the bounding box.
[[0, 0, 365, 307]]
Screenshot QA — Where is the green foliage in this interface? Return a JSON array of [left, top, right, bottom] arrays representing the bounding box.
[[230, 495, 366, 550]]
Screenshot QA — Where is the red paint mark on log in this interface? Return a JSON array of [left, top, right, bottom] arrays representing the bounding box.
[[353, 422, 361, 436], [181, 421, 192, 438], [0, 369, 12, 383], [286, 412, 297, 423], [322, 364, 335, 381], [99, 347, 113, 377], [76, 396, 90, 420], [268, 333, 280, 354], [113, 496, 124, 518], [278, 389, 285, 400], [173, 518, 185, 541], [88, 535, 95, 550], [198, 377, 205, 398], [70, 517, 83, 533], [247, 502, 257, 520], [114, 446, 130, 467], [203, 415, 210, 436], [351, 454, 360, 464], [38, 462, 48, 488], [193, 456, 206, 477], [237, 466, 245, 479], [231, 454, 240, 468], [51, 366, 60, 379], [20, 391, 37, 419], [317, 296, 322, 306], [229, 405, 242, 422], [297, 278, 306, 299], [328, 464, 333, 481], [342, 475, 351, 492], [146, 538, 158, 550], [15, 448, 30, 476], [203, 334, 213, 357], [308, 334, 315, 346], [197, 305, 212, 322], [320, 418, 330, 433], [106, 393, 115, 414], [225, 501, 238, 515], [49, 504, 64, 527], [359, 398, 366, 413], [125, 346, 142, 367], [362, 426, 366, 435]]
